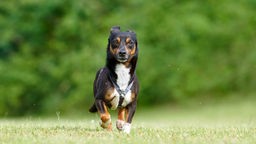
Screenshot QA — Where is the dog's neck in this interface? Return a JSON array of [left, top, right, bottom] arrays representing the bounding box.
[[106, 58, 136, 90]]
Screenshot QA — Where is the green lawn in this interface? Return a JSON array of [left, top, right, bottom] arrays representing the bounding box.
[[0, 100, 255, 144]]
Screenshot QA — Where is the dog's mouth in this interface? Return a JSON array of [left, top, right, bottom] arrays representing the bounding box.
[[116, 55, 129, 63]]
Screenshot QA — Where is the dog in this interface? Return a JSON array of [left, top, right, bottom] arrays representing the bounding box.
[[89, 26, 139, 134]]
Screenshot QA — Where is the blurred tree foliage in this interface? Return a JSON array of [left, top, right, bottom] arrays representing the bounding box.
[[0, 0, 255, 116]]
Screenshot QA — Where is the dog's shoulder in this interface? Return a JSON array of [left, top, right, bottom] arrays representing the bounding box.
[[94, 67, 109, 83], [93, 67, 111, 91], [95, 67, 108, 78]]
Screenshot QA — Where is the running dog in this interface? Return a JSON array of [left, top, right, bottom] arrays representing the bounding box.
[[89, 26, 139, 134]]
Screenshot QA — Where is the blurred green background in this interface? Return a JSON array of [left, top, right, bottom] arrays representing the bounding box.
[[0, 0, 255, 117]]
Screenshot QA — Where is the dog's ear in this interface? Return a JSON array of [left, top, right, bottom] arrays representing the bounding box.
[[127, 29, 136, 36], [110, 26, 120, 34], [126, 30, 134, 33]]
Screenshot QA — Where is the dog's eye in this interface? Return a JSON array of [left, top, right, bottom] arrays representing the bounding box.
[[111, 40, 120, 48], [127, 41, 134, 49]]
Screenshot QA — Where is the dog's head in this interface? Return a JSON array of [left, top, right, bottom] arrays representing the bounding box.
[[107, 26, 138, 63]]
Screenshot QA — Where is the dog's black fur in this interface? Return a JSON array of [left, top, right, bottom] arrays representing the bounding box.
[[89, 26, 139, 133]]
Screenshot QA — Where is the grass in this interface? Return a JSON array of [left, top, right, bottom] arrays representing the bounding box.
[[0, 99, 256, 144]]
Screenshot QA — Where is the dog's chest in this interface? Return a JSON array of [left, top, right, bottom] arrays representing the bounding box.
[[115, 64, 130, 90], [109, 64, 132, 109]]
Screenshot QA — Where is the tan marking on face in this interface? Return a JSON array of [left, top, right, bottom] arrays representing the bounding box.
[[125, 37, 136, 55], [110, 45, 115, 54], [130, 45, 136, 55], [110, 37, 121, 55], [126, 37, 131, 43], [116, 37, 121, 43]]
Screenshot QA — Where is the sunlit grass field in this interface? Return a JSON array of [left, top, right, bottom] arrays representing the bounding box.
[[0, 99, 255, 144]]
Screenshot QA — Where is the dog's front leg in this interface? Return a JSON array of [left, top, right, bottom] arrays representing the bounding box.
[[116, 108, 127, 131], [117, 101, 137, 133], [95, 99, 112, 130], [124, 101, 137, 133]]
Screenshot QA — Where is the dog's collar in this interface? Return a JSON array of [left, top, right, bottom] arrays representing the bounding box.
[[108, 73, 134, 107]]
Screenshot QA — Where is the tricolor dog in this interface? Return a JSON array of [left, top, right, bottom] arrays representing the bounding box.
[[89, 26, 139, 133]]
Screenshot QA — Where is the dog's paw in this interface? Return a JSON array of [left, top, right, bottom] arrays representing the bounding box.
[[122, 123, 131, 134], [116, 120, 125, 131], [100, 119, 112, 130], [116, 120, 131, 134]]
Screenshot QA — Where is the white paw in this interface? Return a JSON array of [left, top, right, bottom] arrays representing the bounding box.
[[116, 120, 125, 131], [122, 123, 131, 134], [116, 120, 131, 134]]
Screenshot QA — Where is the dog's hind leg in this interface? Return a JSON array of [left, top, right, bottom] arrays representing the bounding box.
[[95, 99, 112, 130], [89, 103, 97, 113]]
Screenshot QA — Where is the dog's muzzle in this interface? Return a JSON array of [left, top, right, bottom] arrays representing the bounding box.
[[117, 50, 129, 62]]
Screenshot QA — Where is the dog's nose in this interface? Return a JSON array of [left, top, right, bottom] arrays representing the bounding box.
[[119, 50, 127, 56]]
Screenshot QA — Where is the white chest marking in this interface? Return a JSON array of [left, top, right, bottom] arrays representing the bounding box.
[[109, 64, 133, 110], [115, 64, 130, 90]]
